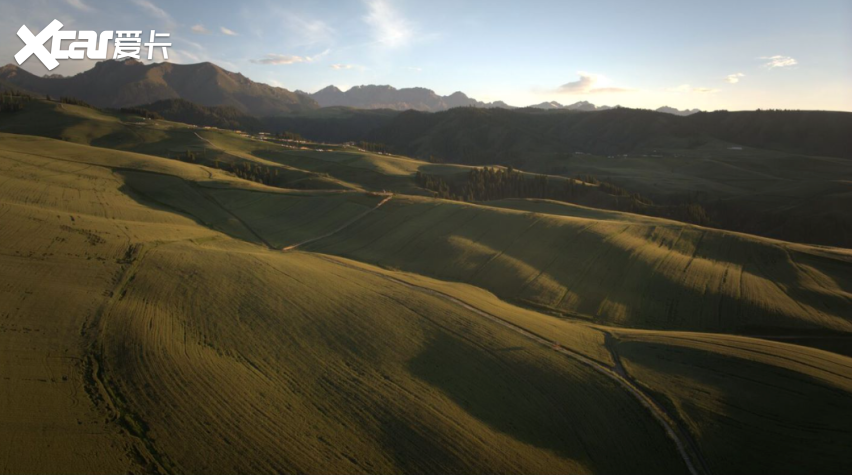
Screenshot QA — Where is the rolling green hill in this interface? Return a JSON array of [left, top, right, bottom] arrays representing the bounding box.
[[2, 131, 851, 475], [4, 98, 851, 248], [306, 195, 852, 336], [0, 133, 688, 474]]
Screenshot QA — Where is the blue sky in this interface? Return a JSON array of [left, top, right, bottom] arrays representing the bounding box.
[[2, 0, 850, 110]]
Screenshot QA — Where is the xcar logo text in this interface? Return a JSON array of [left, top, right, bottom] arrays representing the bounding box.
[[15, 20, 171, 71]]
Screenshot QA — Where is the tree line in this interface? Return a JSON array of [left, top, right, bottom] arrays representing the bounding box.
[[213, 160, 279, 186], [0, 90, 32, 113], [416, 166, 591, 203], [358, 141, 390, 153], [415, 166, 711, 226], [120, 107, 163, 120]]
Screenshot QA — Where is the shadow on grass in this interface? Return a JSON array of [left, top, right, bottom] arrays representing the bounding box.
[[408, 331, 687, 475]]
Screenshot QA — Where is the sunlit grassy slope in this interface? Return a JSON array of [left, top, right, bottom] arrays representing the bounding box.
[[0, 133, 688, 474], [2, 130, 852, 474], [308, 195, 852, 335]]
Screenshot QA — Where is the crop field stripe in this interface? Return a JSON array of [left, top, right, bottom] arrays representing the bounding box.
[[309, 252, 706, 475]]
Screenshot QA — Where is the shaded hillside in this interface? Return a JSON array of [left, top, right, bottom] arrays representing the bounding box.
[[0, 60, 318, 116], [364, 107, 852, 164], [137, 98, 263, 131], [264, 107, 400, 143]]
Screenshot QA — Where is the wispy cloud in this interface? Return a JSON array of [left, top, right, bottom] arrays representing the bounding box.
[[667, 84, 720, 94], [220, 26, 239, 36], [131, 0, 174, 25], [283, 13, 335, 46], [407, 66, 422, 72], [65, 0, 92, 11], [761, 55, 797, 69], [251, 54, 307, 65], [555, 72, 634, 94], [251, 50, 329, 65], [725, 72, 745, 84], [191, 24, 209, 34], [364, 0, 414, 48], [331, 64, 355, 70]]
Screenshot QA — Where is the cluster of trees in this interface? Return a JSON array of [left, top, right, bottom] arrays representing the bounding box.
[[60, 96, 96, 108], [214, 160, 279, 186], [274, 131, 304, 141], [357, 141, 390, 153], [172, 149, 203, 163], [0, 90, 32, 113], [416, 166, 586, 202], [415, 166, 711, 226], [119, 107, 163, 120]]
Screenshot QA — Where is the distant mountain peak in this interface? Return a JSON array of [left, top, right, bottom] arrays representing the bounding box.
[[0, 60, 318, 115], [656, 105, 701, 116], [307, 84, 513, 111]]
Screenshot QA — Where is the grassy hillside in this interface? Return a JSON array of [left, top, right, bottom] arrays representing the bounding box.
[[5, 98, 851, 247], [2, 131, 852, 474], [264, 106, 852, 247], [611, 329, 852, 475], [365, 107, 852, 162], [134, 98, 264, 131], [307, 195, 852, 336], [0, 132, 689, 474]]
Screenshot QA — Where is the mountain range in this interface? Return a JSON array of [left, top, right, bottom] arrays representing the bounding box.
[[301, 85, 512, 112], [0, 59, 318, 116], [1, 59, 701, 116]]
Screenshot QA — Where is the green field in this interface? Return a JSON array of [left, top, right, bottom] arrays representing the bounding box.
[[1, 105, 852, 475]]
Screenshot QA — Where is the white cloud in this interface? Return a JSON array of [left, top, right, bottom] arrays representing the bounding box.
[[331, 64, 355, 70], [725, 72, 745, 84], [131, 0, 174, 25], [251, 50, 329, 65], [761, 55, 797, 69], [65, 0, 92, 11], [251, 54, 306, 65], [407, 66, 422, 72], [667, 84, 720, 94], [191, 24, 209, 34], [220, 27, 239, 36], [555, 72, 633, 94], [364, 0, 414, 48]]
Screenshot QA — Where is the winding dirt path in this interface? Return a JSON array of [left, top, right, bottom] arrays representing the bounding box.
[[308, 252, 710, 475]]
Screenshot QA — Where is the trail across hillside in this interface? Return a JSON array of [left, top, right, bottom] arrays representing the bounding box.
[[282, 195, 392, 251], [308, 252, 710, 475]]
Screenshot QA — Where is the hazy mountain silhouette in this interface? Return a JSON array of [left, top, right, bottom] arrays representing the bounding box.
[[656, 106, 701, 116], [303, 84, 513, 111], [529, 100, 614, 111], [0, 60, 318, 116]]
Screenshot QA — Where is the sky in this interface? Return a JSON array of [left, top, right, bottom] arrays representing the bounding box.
[[2, 0, 850, 111]]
